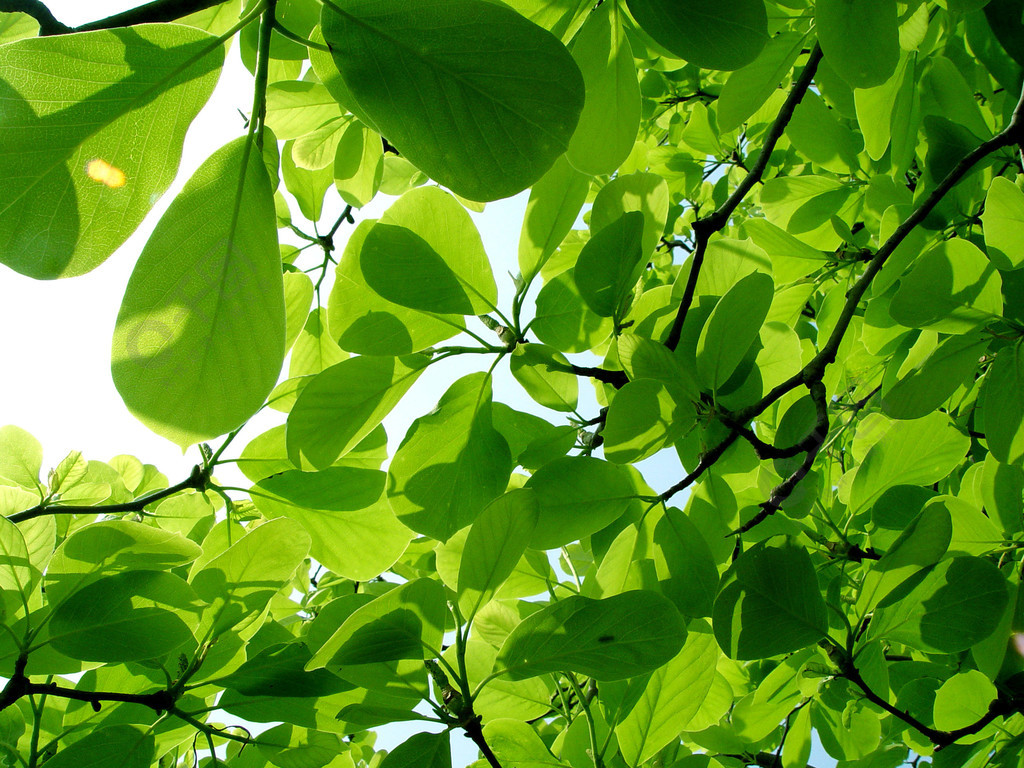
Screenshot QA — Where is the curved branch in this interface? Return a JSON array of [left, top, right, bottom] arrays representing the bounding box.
[[666, 45, 823, 351], [0, 0, 69, 33], [660, 429, 741, 503], [7, 464, 209, 524]]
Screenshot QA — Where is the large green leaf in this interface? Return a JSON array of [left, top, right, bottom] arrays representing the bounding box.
[[388, 372, 511, 541], [111, 136, 284, 447], [524, 457, 636, 549], [871, 556, 1008, 653], [603, 379, 692, 464], [379, 731, 451, 768], [287, 355, 428, 469], [717, 32, 805, 132], [574, 211, 646, 320], [0, 425, 42, 490], [360, 187, 497, 315], [624, 0, 767, 71], [510, 344, 579, 413], [309, 578, 446, 669], [0, 25, 223, 278], [889, 239, 1003, 333], [981, 343, 1024, 466], [881, 334, 989, 420], [495, 590, 686, 681], [696, 271, 774, 390], [816, 0, 899, 88], [328, 220, 462, 356], [47, 571, 201, 662], [252, 467, 411, 581], [41, 725, 154, 768], [565, 1, 640, 176], [220, 641, 353, 698], [712, 540, 828, 660], [191, 517, 311, 636], [320, 0, 584, 201], [983, 177, 1024, 271], [45, 520, 202, 607], [848, 413, 970, 512], [458, 490, 539, 621], [616, 621, 718, 766], [518, 157, 591, 283]]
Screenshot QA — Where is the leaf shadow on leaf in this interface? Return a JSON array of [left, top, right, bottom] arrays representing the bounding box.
[[337, 310, 414, 355], [361, 223, 475, 315], [0, 29, 218, 278]]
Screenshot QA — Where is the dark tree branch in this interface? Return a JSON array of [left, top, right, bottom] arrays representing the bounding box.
[[735, 79, 1024, 426], [7, 464, 210, 524], [0, 0, 235, 35], [660, 429, 741, 503], [732, 381, 829, 535], [835, 646, 1010, 749], [0, 0, 69, 33], [73, 0, 232, 32], [462, 716, 504, 768], [665, 45, 823, 352]]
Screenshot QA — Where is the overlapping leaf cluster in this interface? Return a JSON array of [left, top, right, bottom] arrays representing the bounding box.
[[2, 1, 1024, 767]]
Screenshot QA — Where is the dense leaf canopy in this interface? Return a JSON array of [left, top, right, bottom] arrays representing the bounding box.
[[2, 1, 1024, 768]]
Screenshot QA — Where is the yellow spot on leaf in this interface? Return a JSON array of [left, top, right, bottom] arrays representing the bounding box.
[[85, 158, 127, 188]]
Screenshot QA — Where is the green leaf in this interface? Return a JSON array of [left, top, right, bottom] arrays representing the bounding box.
[[379, 731, 451, 768], [458, 490, 539, 621], [524, 457, 636, 549], [712, 540, 828, 660], [616, 620, 718, 766], [518, 156, 590, 282], [510, 344, 579, 413], [574, 211, 646, 320], [933, 671, 998, 731], [565, 1, 640, 176], [0, 25, 222, 278], [717, 32, 805, 133], [328, 220, 463, 355], [496, 590, 686, 681], [624, 0, 767, 71], [388, 372, 511, 541], [871, 556, 1008, 653], [983, 176, 1024, 271], [191, 517, 311, 636], [360, 187, 497, 315], [111, 136, 284, 447], [590, 172, 669, 261], [483, 719, 567, 768], [256, 724, 349, 768], [221, 641, 352, 698], [848, 413, 970, 512], [309, 578, 446, 668], [287, 354, 428, 469], [334, 121, 384, 208], [47, 571, 201, 662], [652, 507, 719, 619], [603, 379, 693, 464], [320, 0, 584, 201], [252, 467, 411, 581], [264, 81, 344, 141], [816, 0, 900, 88], [0, 425, 42, 490], [45, 520, 202, 607], [282, 136, 335, 220], [881, 334, 989, 420], [0, 516, 32, 608], [981, 343, 1024, 466], [532, 271, 614, 352], [697, 271, 774, 390], [40, 725, 154, 768]]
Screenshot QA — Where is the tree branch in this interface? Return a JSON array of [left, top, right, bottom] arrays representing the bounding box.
[[0, 0, 69, 33], [665, 45, 823, 351], [735, 78, 1024, 426], [732, 381, 828, 535], [835, 647, 1010, 749], [7, 464, 210, 524], [0, 0, 235, 35], [660, 429, 741, 503]]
